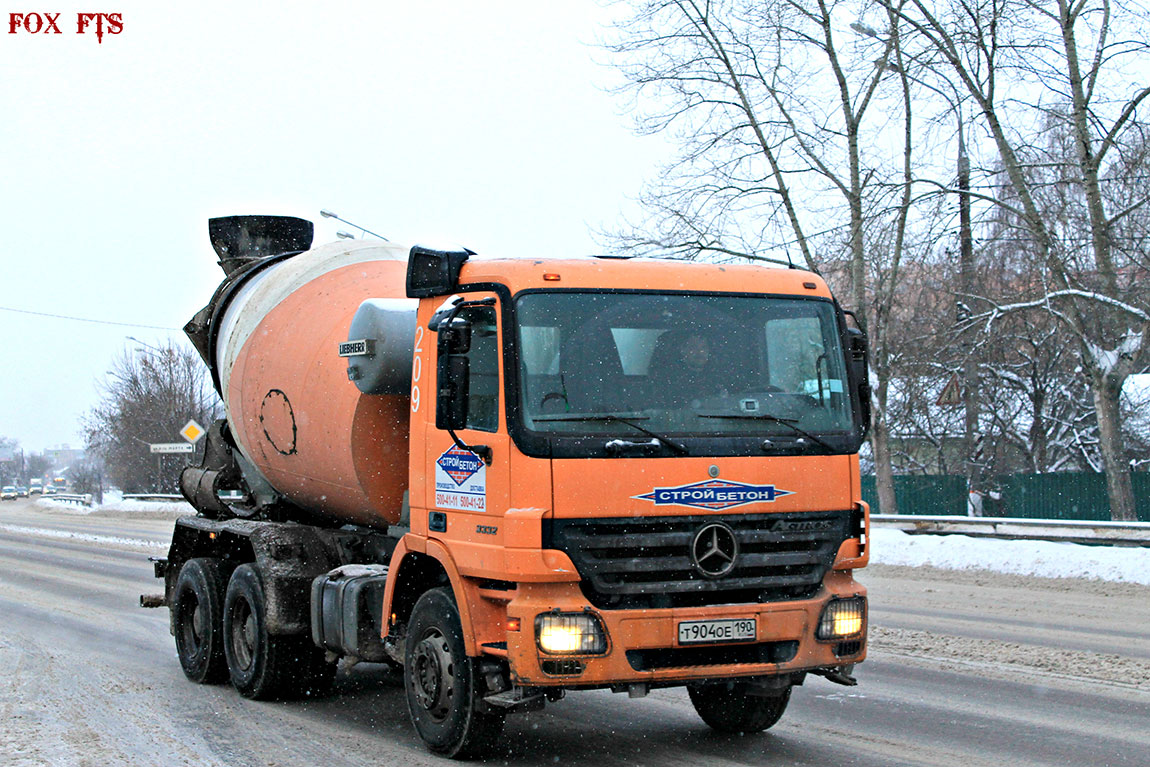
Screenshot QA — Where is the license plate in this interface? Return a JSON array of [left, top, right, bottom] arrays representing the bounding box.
[[677, 618, 756, 645]]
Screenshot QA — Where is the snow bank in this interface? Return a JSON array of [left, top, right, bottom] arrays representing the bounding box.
[[100, 498, 194, 514], [33, 493, 192, 515], [871, 528, 1150, 586], [33, 497, 97, 514]]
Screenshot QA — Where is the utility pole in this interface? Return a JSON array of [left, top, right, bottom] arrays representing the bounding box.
[[957, 109, 980, 505]]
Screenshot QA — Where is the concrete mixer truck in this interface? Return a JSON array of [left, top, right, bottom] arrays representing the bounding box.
[[148, 215, 872, 758]]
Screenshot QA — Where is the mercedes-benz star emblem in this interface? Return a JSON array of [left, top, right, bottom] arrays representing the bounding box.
[[690, 522, 739, 578]]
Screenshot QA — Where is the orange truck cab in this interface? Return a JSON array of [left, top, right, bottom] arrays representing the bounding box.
[[153, 216, 871, 759]]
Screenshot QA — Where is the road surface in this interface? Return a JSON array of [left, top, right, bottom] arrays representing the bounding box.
[[1, 498, 1147, 766]]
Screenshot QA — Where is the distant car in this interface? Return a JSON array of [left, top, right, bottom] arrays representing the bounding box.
[[16, 486, 28, 498], [29, 485, 42, 495], [1, 486, 16, 500], [43, 486, 57, 496]]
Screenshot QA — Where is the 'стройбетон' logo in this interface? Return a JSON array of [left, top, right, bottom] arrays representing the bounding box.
[[436, 445, 483, 486], [633, 478, 793, 510], [434, 445, 487, 512]]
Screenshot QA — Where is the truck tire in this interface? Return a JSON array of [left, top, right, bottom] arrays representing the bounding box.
[[405, 587, 504, 758], [687, 681, 791, 733], [172, 557, 229, 684], [222, 563, 335, 700]]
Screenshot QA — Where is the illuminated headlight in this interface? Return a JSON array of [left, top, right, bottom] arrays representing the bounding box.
[[535, 612, 608, 655], [817, 597, 866, 640]]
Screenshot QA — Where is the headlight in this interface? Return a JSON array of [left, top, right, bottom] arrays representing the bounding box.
[[817, 597, 866, 640], [535, 612, 608, 655]]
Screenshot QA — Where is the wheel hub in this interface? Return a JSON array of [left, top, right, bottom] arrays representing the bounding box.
[[191, 601, 205, 642], [411, 629, 455, 721], [230, 599, 255, 670]]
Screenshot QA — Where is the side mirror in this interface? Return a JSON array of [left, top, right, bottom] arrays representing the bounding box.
[[436, 353, 470, 431], [846, 327, 871, 438], [429, 299, 495, 465], [846, 326, 867, 373]]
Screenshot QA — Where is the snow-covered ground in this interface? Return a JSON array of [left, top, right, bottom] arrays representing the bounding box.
[[872, 527, 1150, 586]]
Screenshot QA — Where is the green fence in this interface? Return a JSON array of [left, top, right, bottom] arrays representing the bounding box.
[[860, 473, 1150, 522]]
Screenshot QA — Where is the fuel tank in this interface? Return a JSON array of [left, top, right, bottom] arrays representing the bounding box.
[[191, 231, 417, 527]]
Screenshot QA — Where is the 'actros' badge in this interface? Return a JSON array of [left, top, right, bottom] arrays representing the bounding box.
[[690, 522, 739, 578]]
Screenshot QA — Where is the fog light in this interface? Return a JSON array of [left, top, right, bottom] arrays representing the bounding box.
[[535, 612, 608, 655], [817, 597, 866, 640]]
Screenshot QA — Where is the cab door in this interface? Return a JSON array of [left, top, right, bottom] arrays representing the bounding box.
[[422, 292, 511, 562]]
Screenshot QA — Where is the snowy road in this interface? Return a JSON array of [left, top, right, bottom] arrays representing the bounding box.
[[1, 499, 1147, 766]]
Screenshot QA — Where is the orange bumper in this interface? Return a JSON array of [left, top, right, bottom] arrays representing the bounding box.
[[500, 570, 866, 687]]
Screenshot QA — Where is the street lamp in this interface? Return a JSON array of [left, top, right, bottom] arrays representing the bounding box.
[[319, 209, 389, 241], [850, 21, 881, 37]]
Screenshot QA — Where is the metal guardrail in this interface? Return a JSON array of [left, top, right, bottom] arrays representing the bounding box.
[[43, 493, 93, 506], [872, 514, 1150, 547]]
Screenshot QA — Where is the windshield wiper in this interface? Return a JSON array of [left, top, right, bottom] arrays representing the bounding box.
[[697, 412, 837, 453], [534, 414, 689, 456]]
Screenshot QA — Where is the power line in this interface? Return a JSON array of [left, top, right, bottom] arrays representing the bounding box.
[[0, 305, 180, 331]]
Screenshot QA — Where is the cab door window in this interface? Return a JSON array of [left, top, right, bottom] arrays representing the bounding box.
[[459, 305, 499, 432]]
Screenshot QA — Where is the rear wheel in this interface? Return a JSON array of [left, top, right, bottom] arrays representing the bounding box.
[[222, 563, 334, 700], [687, 681, 791, 733], [405, 587, 504, 758], [172, 557, 229, 684]]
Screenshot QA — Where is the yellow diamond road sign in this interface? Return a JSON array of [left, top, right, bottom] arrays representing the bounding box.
[[181, 420, 205, 444]]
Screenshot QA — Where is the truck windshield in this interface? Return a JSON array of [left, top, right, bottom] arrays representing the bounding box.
[[515, 291, 854, 441]]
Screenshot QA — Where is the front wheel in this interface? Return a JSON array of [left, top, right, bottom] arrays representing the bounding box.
[[688, 681, 791, 733], [404, 587, 504, 758]]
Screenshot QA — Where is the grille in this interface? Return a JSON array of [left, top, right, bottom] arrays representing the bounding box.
[[544, 510, 852, 609], [626, 641, 798, 671]]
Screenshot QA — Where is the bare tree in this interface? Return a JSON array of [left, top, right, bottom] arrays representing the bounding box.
[[70, 458, 105, 503], [0, 437, 18, 483], [84, 341, 222, 493], [886, 0, 1150, 519], [606, 1, 905, 285], [606, 0, 939, 513], [24, 453, 52, 483]]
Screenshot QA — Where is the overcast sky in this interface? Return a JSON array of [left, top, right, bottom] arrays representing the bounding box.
[[0, 1, 668, 454]]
